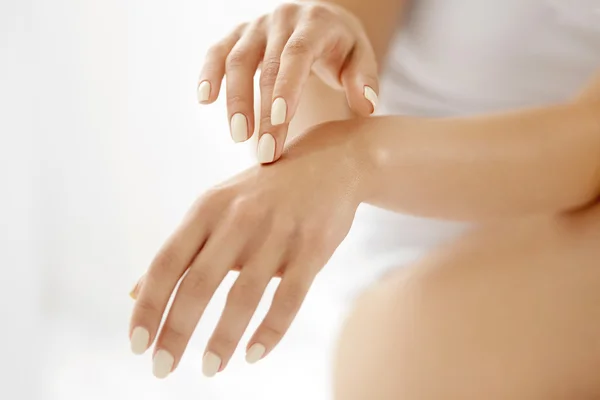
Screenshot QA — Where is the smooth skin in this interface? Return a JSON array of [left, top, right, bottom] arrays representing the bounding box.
[[130, 0, 407, 378], [334, 208, 600, 399], [129, 73, 600, 380], [128, 0, 600, 392]]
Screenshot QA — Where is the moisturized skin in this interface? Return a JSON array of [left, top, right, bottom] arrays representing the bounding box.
[[128, 72, 600, 379], [127, 0, 600, 387]]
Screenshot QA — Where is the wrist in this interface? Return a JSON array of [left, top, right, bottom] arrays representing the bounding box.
[[283, 118, 375, 206]]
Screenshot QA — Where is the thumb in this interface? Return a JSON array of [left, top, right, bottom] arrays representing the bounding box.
[[340, 39, 380, 117]]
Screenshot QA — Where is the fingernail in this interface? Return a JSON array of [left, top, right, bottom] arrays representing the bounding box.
[[245, 343, 266, 364], [129, 285, 138, 300], [130, 327, 150, 355], [257, 133, 276, 164], [202, 352, 221, 378], [153, 349, 174, 379], [363, 86, 378, 114], [129, 278, 141, 300], [230, 113, 248, 143], [197, 81, 210, 103], [270, 97, 287, 126]]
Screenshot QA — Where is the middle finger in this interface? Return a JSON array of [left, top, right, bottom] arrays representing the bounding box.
[[225, 18, 267, 143]]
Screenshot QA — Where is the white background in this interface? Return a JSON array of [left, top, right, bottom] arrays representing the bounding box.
[[0, 1, 390, 399]]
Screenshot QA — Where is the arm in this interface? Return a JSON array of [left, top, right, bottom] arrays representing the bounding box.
[[284, 0, 409, 141], [289, 75, 600, 221]]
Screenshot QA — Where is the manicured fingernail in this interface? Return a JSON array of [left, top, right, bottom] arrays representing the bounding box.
[[257, 133, 276, 164], [363, 86, 378, 113], [129, 277, 142, 300], [230, 113, 248, 143], [245, 343, 266, 364], [197, 81, 211, 103], [153, 349, 174, 379], [270, 97, 287, 126], [202, 352, 221, 378], [129, 284, 138, 300], [130, 327, 150, 355]]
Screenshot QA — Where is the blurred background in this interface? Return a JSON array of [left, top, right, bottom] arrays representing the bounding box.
[[1, 1, 396, 398]]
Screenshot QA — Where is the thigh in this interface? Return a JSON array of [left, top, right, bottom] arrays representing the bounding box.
[[334, 207, 600, 400]]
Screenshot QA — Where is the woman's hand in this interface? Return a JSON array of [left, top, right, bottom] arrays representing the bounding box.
[[128, 123, 366, 378], [197, 1, 379, 163]]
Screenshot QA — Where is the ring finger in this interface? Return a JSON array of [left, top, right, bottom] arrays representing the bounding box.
[[202, 233, 288, 376]]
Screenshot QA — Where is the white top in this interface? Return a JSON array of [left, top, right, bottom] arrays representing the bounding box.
[[343, 0, 600, 272]]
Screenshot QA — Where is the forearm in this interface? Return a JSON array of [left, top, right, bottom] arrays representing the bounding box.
[[283, 100, 600, 221], [349, 102, 600, 220]]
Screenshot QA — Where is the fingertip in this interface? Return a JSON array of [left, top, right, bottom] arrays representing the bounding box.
[[257, 133, 276, 164], [197, 80, 211, 104], [245, 343, 266, 364], [363, 85, 378, 115], [270, 97, 287, 126]]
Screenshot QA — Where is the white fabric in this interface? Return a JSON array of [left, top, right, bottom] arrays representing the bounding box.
[[344, 0, 600, 275]]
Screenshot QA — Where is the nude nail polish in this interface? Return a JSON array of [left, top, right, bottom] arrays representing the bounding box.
[[245, 343, 266, 364], [230, 113, 248, 143], [197, 81, 211, 103], [153, 349, 174, 379], [130, 327, 150, 355], [363, 86, 378, 113], [270, 97, 287, 126], [257, 133, 276, 164], [129, 282, 139, 300], [202, 352, 221, 378]]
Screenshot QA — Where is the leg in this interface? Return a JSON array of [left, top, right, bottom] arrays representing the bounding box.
[[334, 207, 600, 399]]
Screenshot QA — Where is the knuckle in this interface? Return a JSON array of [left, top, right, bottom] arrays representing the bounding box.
[[305, 4, 331, 21], [227, 93, 247, 109], [229, 197, 263, 226], [135, 297, 160, 318], [206, 44, 227, 60], [283, 36, 310, 57], [273, 2, 298, 20], [233, 22, 249, 36], [226, 50, 249, 69], [278, 283, 306, 313], [259, 59, 280, 86], [161, 324, 187, 344], [181, 268, 214, 296], [227, 277, 263, 305], [273, 215, 296, 238], [226, 93, 247, 108], [259, 115, 272, 129], [261, 323, 285, 340], [152, 248, 181, 274], [211, 333, 237, 351]]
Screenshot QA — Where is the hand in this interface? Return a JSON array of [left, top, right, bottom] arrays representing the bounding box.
[[196, 1, 379, 163], [128, 122, 366, 378]]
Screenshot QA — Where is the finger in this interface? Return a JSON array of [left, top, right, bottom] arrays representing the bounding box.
[[203, 232, 288, 376], [225, 19, 267, 143], [258, 25, 338, 164], [255, 7, 296, 164], [198, 24, 246, 104], [151, 205, 259, 379], [340, 38, 380, 116], [129, 206, 211, 356], [245, 262, 315, 364]]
